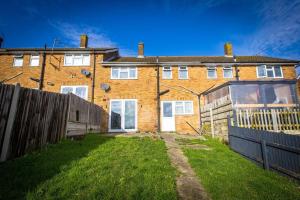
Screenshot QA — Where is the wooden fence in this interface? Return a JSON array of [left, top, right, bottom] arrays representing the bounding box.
[[235, 108, 300, 132], [228, 116, 300, 180], [0, 84, 102, 161]]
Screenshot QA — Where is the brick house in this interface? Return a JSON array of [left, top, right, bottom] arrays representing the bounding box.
[[0, 35, 299, 134]]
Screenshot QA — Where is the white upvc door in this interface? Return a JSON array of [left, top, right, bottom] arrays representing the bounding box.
[[161, 101, 175, 132], [109, 99, 137, 132]]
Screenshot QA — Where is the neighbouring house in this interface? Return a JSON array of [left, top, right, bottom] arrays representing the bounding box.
[[0, 35, 299, 136]]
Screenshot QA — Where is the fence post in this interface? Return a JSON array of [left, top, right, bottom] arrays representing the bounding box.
[[271, 109, 278, 132], [261, 140, 269, 170], [0, 83, 21, 162], [210, 108, 214, 138]]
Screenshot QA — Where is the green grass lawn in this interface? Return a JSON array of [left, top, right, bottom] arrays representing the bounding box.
[[0, 134, 177, 200], [180, 137, 300, 200]]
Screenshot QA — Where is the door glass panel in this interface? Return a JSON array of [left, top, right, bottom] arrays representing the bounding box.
[[163, 102, 172, 117], [125, 101, 136, 129], [111, 101, 122, 130]]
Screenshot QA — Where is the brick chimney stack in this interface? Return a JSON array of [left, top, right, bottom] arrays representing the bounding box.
[[224, 42, 233, 57], [80, 34, 88, 48], [137, 42, 144, 58]]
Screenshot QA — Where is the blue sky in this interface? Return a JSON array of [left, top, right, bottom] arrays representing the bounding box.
[[0, 0, 300, 59]]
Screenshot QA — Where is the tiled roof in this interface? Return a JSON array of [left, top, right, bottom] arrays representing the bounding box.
[[106, 56, 299, 64]]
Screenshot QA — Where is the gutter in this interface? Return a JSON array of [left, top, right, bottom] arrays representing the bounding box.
[[101, 62, 299, 66]]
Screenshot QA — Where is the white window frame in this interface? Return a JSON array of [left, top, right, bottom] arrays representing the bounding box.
[[13, 55, 23, 67], [178, 66, 189, 79], [207, 66, 217, 79], [60, 85, 88, 100], [108, 99, 138, 132], [223, 66, 233, 78], [256, 65, 283, 78], [174, 101, 194, 115], [64, 53, 90, 66], [110, 67, 138, 79], [30, 54, 40, 66], [162, 66, 172, 79]]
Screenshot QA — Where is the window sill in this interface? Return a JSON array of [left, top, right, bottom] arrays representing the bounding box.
[[110, 78, 138, 80], [64, 65, 91, 67]]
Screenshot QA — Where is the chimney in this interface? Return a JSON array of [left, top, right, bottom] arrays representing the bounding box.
[[224, 42, 233, 57], [0, 36, 3, 48], [80, 34, 88, 48], [137, 42, 144, 58]]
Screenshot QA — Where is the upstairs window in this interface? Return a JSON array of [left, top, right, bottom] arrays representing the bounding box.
[[30, 55, 40, 66], [178, 66, 188, 79], [64, 54, 90, 66], [223, 66, 233, 78], [163, 66, 172, 79], [257, 65, 283, 78], [175, 101, 193, 115], [13, 55, 23, 67], [111, 67, 137, 79], [61, 85, 88, 100], [207, 66, 217, 79]]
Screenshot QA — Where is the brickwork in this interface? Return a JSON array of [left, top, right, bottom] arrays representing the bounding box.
[[0, 52, 297, 134]]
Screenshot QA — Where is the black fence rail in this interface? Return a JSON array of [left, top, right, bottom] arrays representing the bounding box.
[[227, 116, 300, 180], [0, 84, 102, 161]]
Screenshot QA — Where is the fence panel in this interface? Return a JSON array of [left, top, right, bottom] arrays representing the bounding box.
[[235, 108, 300, 132], [0, 84, 102, 161], [0, 85, 15, 152], [228, 121, 300, 180]]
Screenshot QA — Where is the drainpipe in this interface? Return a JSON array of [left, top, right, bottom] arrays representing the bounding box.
[[233, 55, 239, 81], [197, 94, 202, 130], [91, 50, 96, 103], [39, 44, 47, 90], [156, 56, 161, 132]]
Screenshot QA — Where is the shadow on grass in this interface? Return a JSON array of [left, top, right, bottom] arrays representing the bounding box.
[[0, 134, 113, 200]]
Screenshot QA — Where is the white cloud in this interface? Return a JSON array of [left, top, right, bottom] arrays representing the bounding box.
[[49, 21, 135, 56], [235, 0, 300, 59], [49, 21, 116, 47]]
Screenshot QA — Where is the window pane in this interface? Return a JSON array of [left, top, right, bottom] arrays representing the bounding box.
[[65, 55, 72, 65], [112, 68, 119, 78], [83, 54, 90, 65], [111, 101, 122, 130], [223, 68, 232, 78], [274, 66, 282, 77], [257, 65, 266, 77], [75, 87, 87, 99], [163, 102, 173, 117], [207, 68, 216, 78], [14, 57, 23, 67], [185, 102, 193, 114], [73, 55, 82, 65], [175, 102, 184, 114], [61, 87, 73, 94], [120, 71, 129, 78], [129, 68, 137, 78], [179, 70, 188, 79], [266, 69, 274, 77], [163, 70, 172, 79], [30, 56, 39, 66], [124, 101, 136, 129]]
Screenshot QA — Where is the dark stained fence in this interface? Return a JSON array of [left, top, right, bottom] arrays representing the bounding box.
[[66, 94, 101, 136], [228, 116, 300, 180], [0, 84, 102, 161]]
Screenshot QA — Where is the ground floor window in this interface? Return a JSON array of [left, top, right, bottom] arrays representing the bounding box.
[[175, 101, 193, 115], [61, 85, 88, 100], [109, 99, 137, 132]]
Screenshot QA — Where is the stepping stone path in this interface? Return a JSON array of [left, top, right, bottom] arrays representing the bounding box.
[[160, 133, 210, 200]]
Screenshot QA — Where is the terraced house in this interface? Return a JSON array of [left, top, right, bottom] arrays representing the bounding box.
[[0, 35, 299, 135]]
